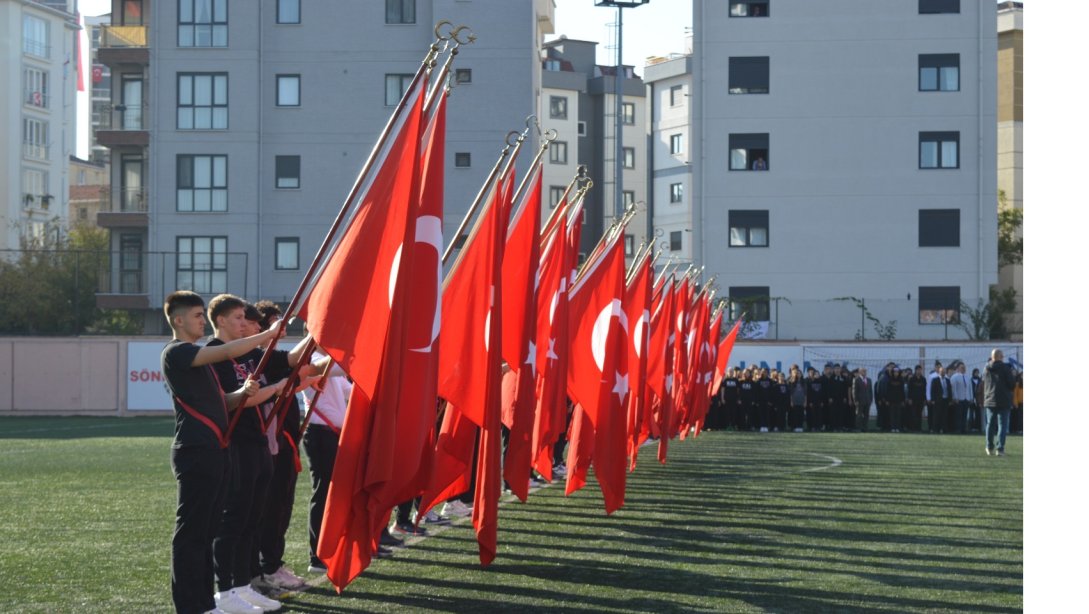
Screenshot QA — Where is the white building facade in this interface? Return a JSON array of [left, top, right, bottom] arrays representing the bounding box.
[[687, 0, 998, 341], [1, 0, 80, 250]]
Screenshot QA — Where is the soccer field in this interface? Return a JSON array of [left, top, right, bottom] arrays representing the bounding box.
[[0, 417, 1022, 613]]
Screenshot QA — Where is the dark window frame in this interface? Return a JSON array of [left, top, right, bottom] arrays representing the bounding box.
[[623, 147, 635, 169], [276, 0, 301, 24], [918, 286, 961, 324], [669, 182, 683, 203], [549, 95, 568, 120], [176, 154, 228, 212], [176, 72, 228, 130], [729, 209, 769, 247], [669, 85, 683, 107], [275, 155, 300, 189], [728, 56, 770, 94], [385, 0, 416, 24], [729, 286, 771, 321], [177, 0, 228, 48], [275, 74, 301, 107], [549, 185, 565, 209], [384, 73, 413, 107], [918, 53, 960, 92], [729, 1, 769, 17], [729, 133, 769, 171], [919, 0, 960, 14], [454, 152, 471, 168], [670, 133, 683, 155], [621, 102, 636, 125], [669, 231, 683, 252], [274, 237, 300, 270], [550, 141, 568, 165], [919, 131, 960, 169], [176, 235, 228, 294], [918, 209, 960, 247]]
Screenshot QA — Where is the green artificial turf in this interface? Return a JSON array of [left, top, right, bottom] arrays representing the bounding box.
[[0, 417, 1022, 613]]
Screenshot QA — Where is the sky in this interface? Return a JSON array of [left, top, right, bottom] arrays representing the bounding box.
[[547, 0, 693, 73]]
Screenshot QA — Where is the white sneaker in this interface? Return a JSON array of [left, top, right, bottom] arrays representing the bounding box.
[[422, 509, 451, 525], [759, 427, 769, 433], [214, 589, 264, 614], [307, 563, 327, 574], [552, 464, 568, 477], [793, 428, 803, 433], [238, 585, 281, 611], [441, 499, 472, 518], [203, 609, 230, 614], [263, 566, 307, 590]]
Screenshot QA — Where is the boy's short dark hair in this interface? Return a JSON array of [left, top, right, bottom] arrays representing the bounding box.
[[244, 303, 261, 323], [254, 300, 283, 332], [207, 294, 247, 326], [164, 290, 204, 321]]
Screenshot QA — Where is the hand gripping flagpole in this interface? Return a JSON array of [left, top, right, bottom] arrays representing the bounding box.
[[297, 357, 334, 437], [225, 28, 453, 445]]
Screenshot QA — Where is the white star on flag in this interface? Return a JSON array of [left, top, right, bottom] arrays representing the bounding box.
[[524, 341, 537, 377], [546, 337, 559, 361], [613, 371, 629, 404], [664, 373, 673, 394]]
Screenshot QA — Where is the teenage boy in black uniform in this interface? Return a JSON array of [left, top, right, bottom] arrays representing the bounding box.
[[161, 291, 282, 614], [206, 294, 311, 612], [907, 366, 928, 432], [828, 364, 850, 431], [721, 368, 740, 430], [805, 367, 825, 432]]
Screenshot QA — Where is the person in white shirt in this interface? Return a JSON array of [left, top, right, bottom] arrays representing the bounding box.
[[949, 362, 973, 434]]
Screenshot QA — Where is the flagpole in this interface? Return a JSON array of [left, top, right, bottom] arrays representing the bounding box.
[[297, 358, 335, 437], [507, 129, 558, 223], [540, 165, 587, 241]]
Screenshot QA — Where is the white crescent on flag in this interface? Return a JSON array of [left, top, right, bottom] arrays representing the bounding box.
[[591, 298, 628, 372]]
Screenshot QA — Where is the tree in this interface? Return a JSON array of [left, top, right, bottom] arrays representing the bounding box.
[[997, 189, 1023, 267], [833, 297, 897, 341], [958, 286, 1018, 340]]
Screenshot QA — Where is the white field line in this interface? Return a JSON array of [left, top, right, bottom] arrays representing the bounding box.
[[798, 452, 843, 473]]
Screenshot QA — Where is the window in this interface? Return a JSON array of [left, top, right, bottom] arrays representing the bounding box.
[[919, 131, 959, 169], [623, 147, 635, 169], [623, 191, 635, 207], [918, 286, 960, 324], [730, 1, 769, 17], [454, 152, 471, 168], [669, 183, 683, 204], [919, 0, 959, 14], [621, 102, 635, 125], [670, 231, 683, 252], [549, 186, 566, 209], [624, 235, 635, 257], [550, 141, 568, 165], [23, 15, 49, 58], [177, 73, 228, 129], [669, 85, 684, 107], [384, 73, 412, 106], [454, 68, 472, 84], [729, 57, 769, 94], [276, 75, 300, 106], [275, 155, 300, 189], [177, 155, 228, 212], [670, 133, 683, 155], [23, 67, 49, 108], [918, 209, 959, 247], [386, 0, 416, 24], [22, 168, 47, 202], [919, 54, 959, 91], [177, 236, 228, 294], [729, 133, 769, 170], [178, 0, 228, 47], [122, 0, 144, 25], [729, 210, 769, 247], [729, 286, 770, 321], [277, 0, 300, 24], [577, 121, 587, 136], [22, 117, 48, 160], [550, 96, 568, 120], [275, 238, 299, 270]]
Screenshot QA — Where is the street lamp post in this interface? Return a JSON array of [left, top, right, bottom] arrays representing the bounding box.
[[595, 1, 650, 222]]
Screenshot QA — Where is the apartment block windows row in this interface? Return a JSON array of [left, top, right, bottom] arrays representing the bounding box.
[[386, 0, 416, 24], [729, 1, 768, 18], [918, 209, 960, 247], [277, 75, 300, 106], [729, 210, 769, 247], [23, 15, 49, 58], [177, 236, 228, 294], [728, 57, 769, 94], [919, 132, 959, 169], [179, 0, 228, 48], [729, 133, 768, 171], [177, 155, 227, 212], [277, 0, 301, 24], [918, 286, 960, 324], [23, 67, 49, 109], [178, 73, 228, 130], [919, 54, 959, 91]]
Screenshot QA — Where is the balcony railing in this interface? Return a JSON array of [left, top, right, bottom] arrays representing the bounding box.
[[23, 40, 50, 59], [101, 25, 147, 48], [111, 187, 148, 212], [24, 90, 50, 109], [97, 105, 146, 130], [23, 143, 50, 160]]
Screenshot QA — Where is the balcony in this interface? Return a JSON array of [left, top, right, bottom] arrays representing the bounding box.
[[95, 249, 251, 311], [24, 89, 50, 109], [23, 143, 50, 161], [98, 26, 148, 65], [95, 106, 148, 147], [97, 187, 149, 228]]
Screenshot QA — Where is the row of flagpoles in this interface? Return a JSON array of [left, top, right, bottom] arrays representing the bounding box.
[[245, 26, 742, 592]]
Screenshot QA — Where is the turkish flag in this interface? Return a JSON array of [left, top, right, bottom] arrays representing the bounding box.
[[531, 197, 583, 481], [306, 76, 427, 591], [430, 161, 511, 566], [623, 254, 652, 471], [713, 318, 742, 395], [646, 276, 675, 463], [566, 232, 628, 513], [501, 164, 542, 502], [670, 279, 691, 439]]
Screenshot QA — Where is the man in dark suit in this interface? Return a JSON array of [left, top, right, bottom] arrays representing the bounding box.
[[928, 364, 950, 434], [849, 367, 873, 431]]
